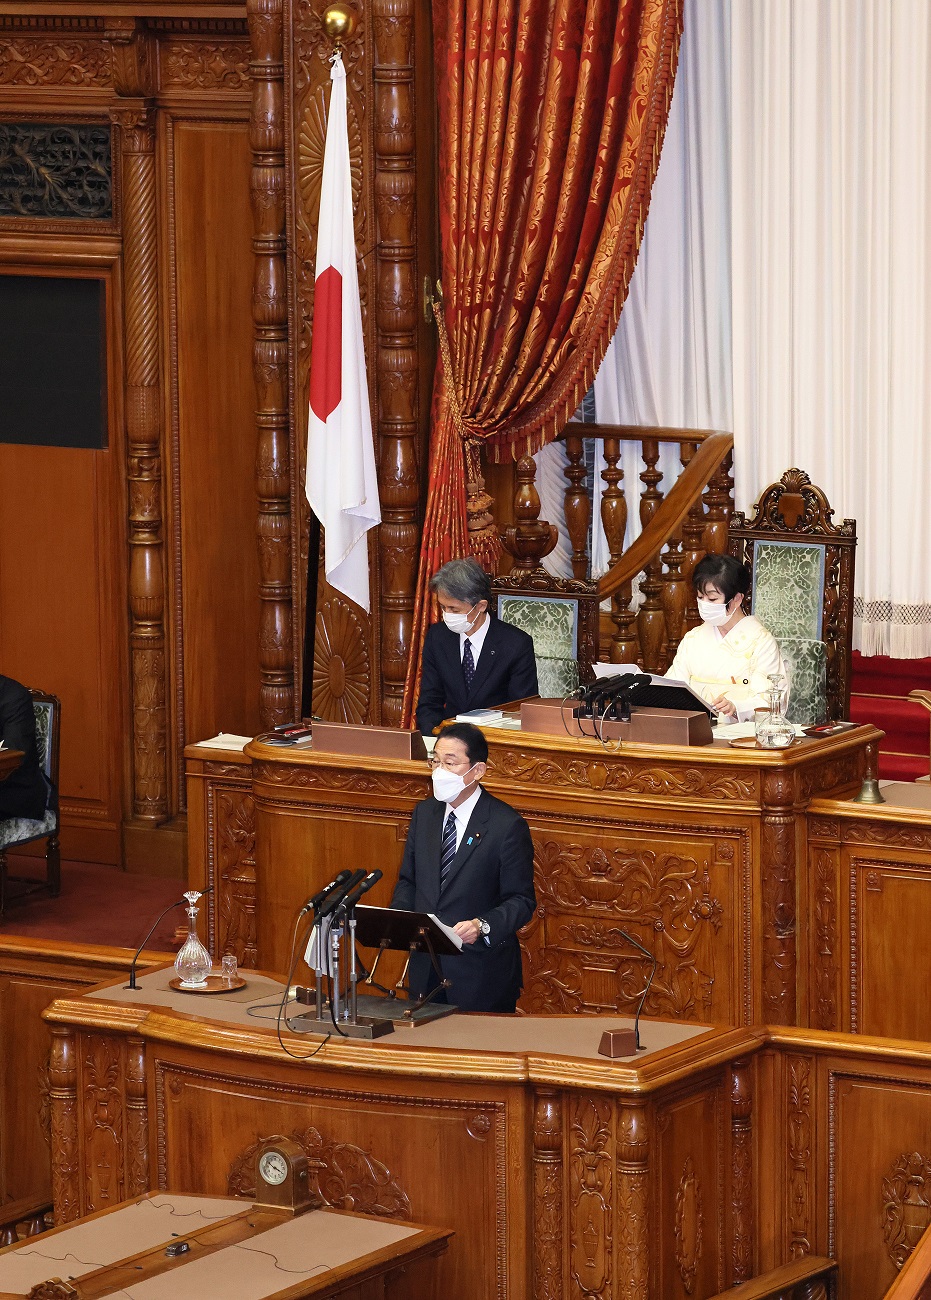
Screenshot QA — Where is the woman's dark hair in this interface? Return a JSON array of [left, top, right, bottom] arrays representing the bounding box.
[[691, 553, 751, 604], [435, 721, 489, 766]]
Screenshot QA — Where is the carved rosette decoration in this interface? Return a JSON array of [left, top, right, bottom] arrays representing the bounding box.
[[312, 595, 371, 722], [228, 1126, 411, 1219], [674, 1156, 703, 1295], [882, 1152, 931, 1271], [162, 39, 250, 89]]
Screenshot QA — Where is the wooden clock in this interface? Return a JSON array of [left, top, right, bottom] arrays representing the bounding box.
[[253, 1137, 318, 1215]]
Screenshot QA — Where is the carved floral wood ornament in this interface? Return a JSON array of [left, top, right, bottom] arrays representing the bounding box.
[[401, 0, 685, 725]]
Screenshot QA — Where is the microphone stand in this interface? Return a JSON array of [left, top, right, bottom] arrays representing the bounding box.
[[615, 927, 658, 1051], [125, 886, 213, 990]]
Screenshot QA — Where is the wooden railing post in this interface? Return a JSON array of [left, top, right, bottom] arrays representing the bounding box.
[[601, 437, 639, 663], [636, 437, 667, 671], [679, 440, 706, 632], [562, 433, 590, 579]]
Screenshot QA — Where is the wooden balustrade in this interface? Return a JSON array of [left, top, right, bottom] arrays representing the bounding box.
[[707, 1257, 837, 1300], [883, 1220, 931, 1299], [493, 425, 734, 671]]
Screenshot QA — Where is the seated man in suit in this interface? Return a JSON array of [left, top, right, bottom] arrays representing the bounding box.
[[391, 721, 536, 1013], [0, 674, 49, 821], [415, 557, 538, 734]]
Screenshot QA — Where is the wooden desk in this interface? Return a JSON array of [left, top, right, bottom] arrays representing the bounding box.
[[807, 780, 931, 1038], [0, 750, 21, 782], [185, 725, 881, 1030], [0, 1191, 449, 1298], [42, 969, 931, 1299]]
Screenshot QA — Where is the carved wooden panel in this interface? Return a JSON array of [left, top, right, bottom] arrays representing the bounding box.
[[161, 38, 250, 89], [153, 1059, 512, 1298], [785, 1054, 814, 1259], [810, 846, 840, 1031], [829, 1069, 931, 1297], [0, 36, 110, 86], [569, 1095, 614, 1299], [0, 123, 112, 218], [520, 822, 740, 1026], [847, 855, 931, 1039], [656, 1087, 724, 1298], [487, 746, 758, 802], [47, 1029, 80, 1224], [616, 1104, 650, 1300], [729, 1061, 754, 1284], [532, 1090, 563, 1300], [80, 1034, 125, 1213], [212, 786, 257, 967]]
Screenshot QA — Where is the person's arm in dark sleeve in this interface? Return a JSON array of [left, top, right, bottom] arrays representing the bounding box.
[[390, 803, 420, 911], [0, 689, 36, 759], [415, 630, 447, 734], [483, 814, 536, 946], [506, 631, 539, 701]]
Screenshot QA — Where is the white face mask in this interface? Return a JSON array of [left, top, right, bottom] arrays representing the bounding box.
[[697, 596, 733, 626], [442, 603, 479, 635], [432, 764, 475, 803]]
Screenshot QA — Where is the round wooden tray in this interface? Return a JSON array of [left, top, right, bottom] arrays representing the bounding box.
[[168, 975, 247, 994], [728, 735, 803, 750]]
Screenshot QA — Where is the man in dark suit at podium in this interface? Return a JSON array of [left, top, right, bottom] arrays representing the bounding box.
[[391, 721, 536, 1013], [0, 674, 48, 821], [414, 558, 538, 734]]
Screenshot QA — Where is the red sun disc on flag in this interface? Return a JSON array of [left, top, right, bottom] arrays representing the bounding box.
[[309, 265, 343, 423]]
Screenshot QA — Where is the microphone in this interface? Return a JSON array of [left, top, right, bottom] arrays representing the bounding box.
[[126, 887, 214, 990], [614, 926, 657, 1051], [316, 868, 367, 920], [301, 869, 352, 916], [339, 868, 383, 912]]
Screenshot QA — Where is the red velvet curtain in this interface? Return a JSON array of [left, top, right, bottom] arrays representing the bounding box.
[[402, 0, 683, 724]]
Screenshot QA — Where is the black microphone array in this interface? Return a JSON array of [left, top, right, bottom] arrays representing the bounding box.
[[575, 672, 652, 720], [304, 867, 384, 921]]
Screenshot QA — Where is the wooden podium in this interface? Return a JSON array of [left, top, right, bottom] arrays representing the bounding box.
[[185, 721, 880, 1030]]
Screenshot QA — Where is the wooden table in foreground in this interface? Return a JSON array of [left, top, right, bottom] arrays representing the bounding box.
[[0, 750, 22, 782], [0, 1191, 450, 1299], [42, 967, 931, 1299], [185, 724, 881, 1030]]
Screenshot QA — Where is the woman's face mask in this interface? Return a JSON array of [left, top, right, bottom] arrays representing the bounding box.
[[697, 588, 740, 626]]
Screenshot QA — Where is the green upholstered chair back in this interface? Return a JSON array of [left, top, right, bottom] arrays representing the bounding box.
[[498, 593, 580, 698], [728, 469, 856, 723], [492, 573, 601, 702]]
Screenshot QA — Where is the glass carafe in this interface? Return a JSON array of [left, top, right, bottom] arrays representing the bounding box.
[[174, 891, 212, 988], [755, 674, 795, 749]]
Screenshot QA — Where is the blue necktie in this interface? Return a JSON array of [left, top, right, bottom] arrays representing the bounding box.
[[463, 638, 475, 692], [439, 810, 457, 892]]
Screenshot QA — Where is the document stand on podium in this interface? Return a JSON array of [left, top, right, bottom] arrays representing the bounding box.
[[353, 905, 460, 1024], [290, 904, 458, 1036]]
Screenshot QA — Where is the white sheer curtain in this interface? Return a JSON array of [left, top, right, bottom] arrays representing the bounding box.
[[731, 0, 931, 657], [534, 0, 732, 578]]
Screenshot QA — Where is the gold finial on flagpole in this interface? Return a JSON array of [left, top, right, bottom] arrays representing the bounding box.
[[322, 3, 356, 45]]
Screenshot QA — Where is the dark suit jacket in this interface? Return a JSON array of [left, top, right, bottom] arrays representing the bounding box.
[[390, 788, 536, 1012], [0, 676, 48, 821], [415, 615, 538, 734]]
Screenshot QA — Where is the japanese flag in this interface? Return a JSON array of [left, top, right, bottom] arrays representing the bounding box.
[[305, 52, 380, 612]]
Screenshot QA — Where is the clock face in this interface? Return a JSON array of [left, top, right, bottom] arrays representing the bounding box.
[[259, 1151, 289, 1186]]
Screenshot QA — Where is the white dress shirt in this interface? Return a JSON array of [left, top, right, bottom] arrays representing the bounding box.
[[459, 613, 491, 667], [444, 783, 482, 852]]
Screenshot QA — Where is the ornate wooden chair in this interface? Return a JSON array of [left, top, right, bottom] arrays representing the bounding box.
[[0, 688, 61, 917], [728, 469, 856, 723], [493, 571, 601, 699]]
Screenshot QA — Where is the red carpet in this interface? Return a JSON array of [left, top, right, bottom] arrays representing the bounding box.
[[850, 653, 931, 782], [0, 858, 185, 951]]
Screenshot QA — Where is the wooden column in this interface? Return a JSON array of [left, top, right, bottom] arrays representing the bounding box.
[[249, 0, 293, 727], [616, 1102, 651, 1299], [48, 1027, 80, 1224], [125, 1036, 149, 1197], [532, 1089, 563, 1300], [761, 770, 799, 1025], [729, 1060, 754, 1284], [373, 0, 421, 726], [110, 24, 170, 823]]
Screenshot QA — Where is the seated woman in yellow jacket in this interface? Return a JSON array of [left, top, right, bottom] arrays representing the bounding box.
[[666, 553, 787, 721]]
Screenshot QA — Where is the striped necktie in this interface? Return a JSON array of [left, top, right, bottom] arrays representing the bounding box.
[[439, 809, 457, 891], [462, 638, 475, 692]]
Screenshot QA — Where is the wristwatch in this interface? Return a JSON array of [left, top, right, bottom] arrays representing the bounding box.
[[475, 917, 491, 940]]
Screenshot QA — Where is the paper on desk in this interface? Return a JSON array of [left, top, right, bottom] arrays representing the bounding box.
[[304, 914, 334, 970], [196, 733, 254, 751], [455, 708, 505, 724], [714, 720, 806, 739], [592, 662, 687, 687], [428, 914, 464, 950]]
